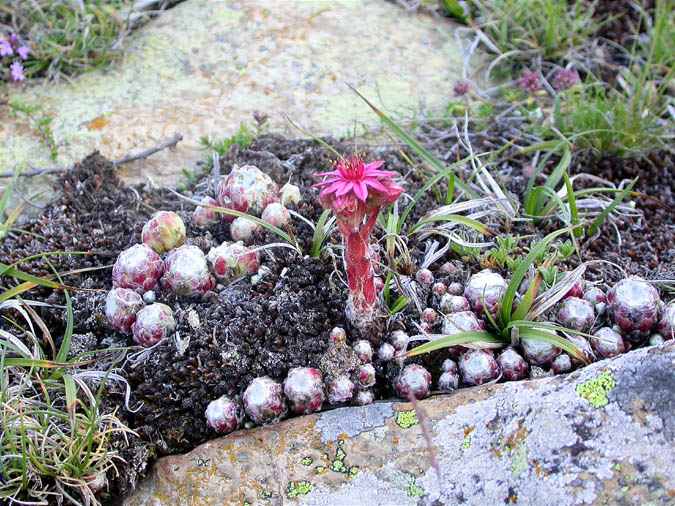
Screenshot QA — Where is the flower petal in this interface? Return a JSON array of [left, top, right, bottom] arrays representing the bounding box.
[[353, 181, 368, 201], [335, 181, 354, 197]]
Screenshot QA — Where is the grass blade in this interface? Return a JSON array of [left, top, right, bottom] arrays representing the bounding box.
[[588, 178, 637, 236], [406, 331, 503, 357]]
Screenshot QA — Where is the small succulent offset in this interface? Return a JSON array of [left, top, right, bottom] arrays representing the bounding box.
[[141, 211, 186, 254], [207, 241, 259, 282], [217, 165, 279, 219], [205, 395, 244, 434], [132, 303, 176, 347], [112, 244, 164, 293], [105, 287, 144, 334], [315, 156, 403, 328], [161, 245, 215, 297]]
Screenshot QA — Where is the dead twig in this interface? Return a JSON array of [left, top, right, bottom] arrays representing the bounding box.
[[0, 133, 183, 179]]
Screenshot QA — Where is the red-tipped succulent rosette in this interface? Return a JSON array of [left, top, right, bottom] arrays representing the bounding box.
[[314, 156, 403, 325]]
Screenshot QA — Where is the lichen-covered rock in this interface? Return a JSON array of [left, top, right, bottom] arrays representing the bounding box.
[[607, 277, 661, 338], [132, 303, 175, 347], [112, 244, 164, 293], [105, 287, 144, 334], [243, 376, 286, 425], [216, 165, 279, 218], [207, 241, 259, 282], [459, 349, 500, 386], [205, 395, 243, 434], [464, 269, 507, 315], [283, 367, 325, 415], [394, 364, 431, 400], [125, 344, 675, 506], [141, 211, 186, 254], [161, 245, 215, 297]]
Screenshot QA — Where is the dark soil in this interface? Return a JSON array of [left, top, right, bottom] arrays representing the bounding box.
[[1, 131, 672, 503]]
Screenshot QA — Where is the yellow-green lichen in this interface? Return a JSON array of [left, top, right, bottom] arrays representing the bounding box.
[[395, 410, 418, 429], [301, 456, 313, 466], [406, 476, 425, 498], [576, 371, 616, 408], [287, 480, 313, 498]]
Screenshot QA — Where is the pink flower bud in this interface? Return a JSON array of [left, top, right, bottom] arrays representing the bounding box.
[[353, 340, 373, 363], [105, 287, 144, 334], [459, 350, 500, 386], [132, 303, 175, 347], [141, 211, 186, 254], [205, 395, 244, 434], [439, 294, 470, 314], [283, 367, 325, 415], [607, 277, 661, 338], [590, 327, 626, 358], [657, 301, 675, 340], [243, 376, 287, 424], [327, 375, 355, 405], [192, 196, 219, 228], [557, 297, 595, 331], [207, 241, 259, 282], [497, 347, 528, 381], [216, 165, 279, 218], [415, 268, 434, 286], [230, 216, 261, 242], [261, 202, 290, 227], [353, 389, 374, 406], [464, 269, 507, 316], [280, 183, 302, 206], [162, 245, 215, 297], [394, 364, 431, 400], [441, 311, 483, 336], [356, 363, 376, 389], [112, 244, 164, 293]]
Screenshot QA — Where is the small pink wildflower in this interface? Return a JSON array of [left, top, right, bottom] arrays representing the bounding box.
[[518, 69, 540, 94], [315, 156, 403, 327], [10, 61, 25, 82], [552, 68, 580, 91], [453, 81, 470, 96]]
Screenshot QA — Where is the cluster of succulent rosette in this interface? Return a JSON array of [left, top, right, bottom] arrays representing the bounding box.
[[105, 164, 300, 348]]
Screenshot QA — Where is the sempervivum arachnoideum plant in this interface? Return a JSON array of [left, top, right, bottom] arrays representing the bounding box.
[[283, 367, 325, 415], [217, 164, 279, 219], [205, 395, 244, 434], [314, 155, 403, 335], [607, 276, 661, 340], [658, 301, 675, 340], [105, 287, 144, 334], [142, 211, 186, 254], [243, 376, 287, 425], [112, 243, 164, 293], [161, 244, 215, 297], [132, 302, 176, 347], [207, 241, 259, 283]]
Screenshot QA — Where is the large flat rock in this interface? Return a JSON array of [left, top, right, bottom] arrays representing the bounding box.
[[124, 342, 675, 506], [0, 0, 475, 187]]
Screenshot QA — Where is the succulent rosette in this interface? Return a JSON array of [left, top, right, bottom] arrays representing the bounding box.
[[497, 347, 528, 381], [355, 363, 376, 389], [607, 277, 661, 338], [207, 241, 259, 282], [394, 364, 431, 400], [590, 327, 626, 358], [205, 395, 244, 434], [132, 303, 176, 347], [141, 211, 186, 254], [283, 367, 325, 415], [441, 311, 484, 336], [557, 297, 595, 332], [352, 340, 373, 363], [439, 294, 471, 314], [459, 350, 500, 386], [105, 287, 144, 334], [162, 245, 215, 296], [520, 334, 560, 365], [326, 375, 356, 405], [112, 244, 164, 293], [657, 301, 675, 340], [464, 269, 507, 316], [280, 182, 302, 206], [261, 202, 290, 227], [216, 165, 279, 219], [230, 216, 261, 242], [192, 196, 220, 228], [243, 376, 287, 424]]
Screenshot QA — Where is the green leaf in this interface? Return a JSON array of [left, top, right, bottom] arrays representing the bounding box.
[[413, 214, 490, 235], [311, 210, 332, 258], [441, 0, 468, 24], [389, 295, 410, 315], [517, 326, 587, 363], [406, 331, 503, 357], [562, 170, 582, 237], [55, 290, 73, 363], [588, 178, 637, 236]]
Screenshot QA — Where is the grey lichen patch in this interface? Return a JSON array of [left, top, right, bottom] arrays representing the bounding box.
[[395, 410, 418, 429], [576, 371, 616, 408], [316, 403, 393, 443], [286, 480, 313, 499]]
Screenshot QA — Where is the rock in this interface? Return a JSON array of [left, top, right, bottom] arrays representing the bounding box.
[[124, 343, 675, 506], [1, 0, 479, 188]]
